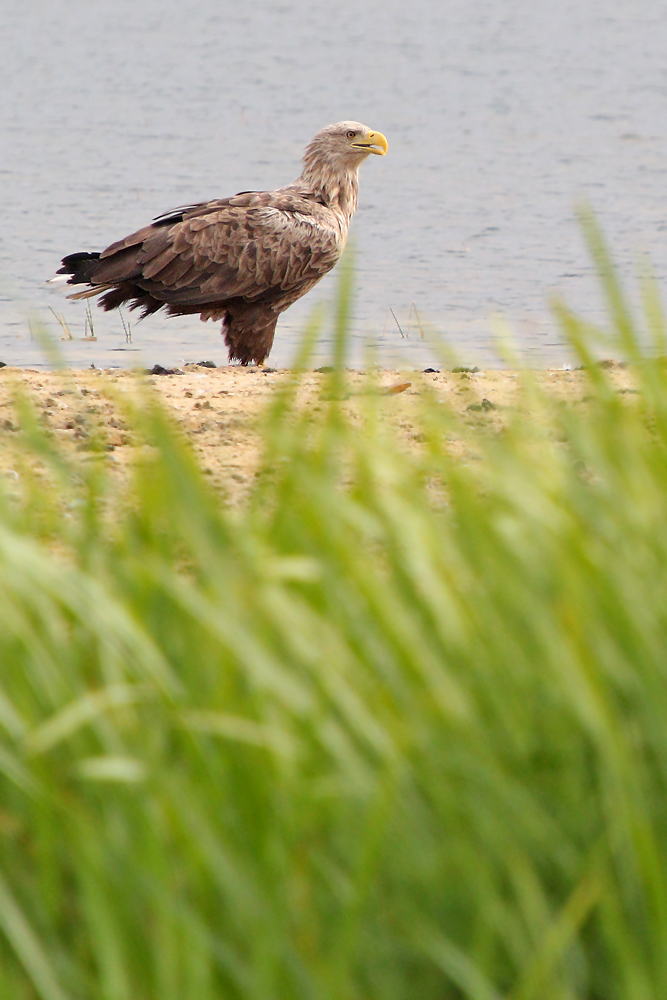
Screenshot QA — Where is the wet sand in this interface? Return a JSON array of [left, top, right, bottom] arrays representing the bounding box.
[[0, 363, 635, 505]]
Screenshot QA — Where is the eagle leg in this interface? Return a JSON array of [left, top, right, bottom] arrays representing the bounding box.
[[222, 307, 278, 366]]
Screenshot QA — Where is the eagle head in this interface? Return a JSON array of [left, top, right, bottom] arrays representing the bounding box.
[[303, 121, 388, 172]]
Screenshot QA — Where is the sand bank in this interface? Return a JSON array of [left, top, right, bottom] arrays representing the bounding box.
[[0, 363, 635, 504]]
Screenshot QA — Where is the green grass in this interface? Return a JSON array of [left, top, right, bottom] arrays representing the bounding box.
[[2, 216, 667, 998]]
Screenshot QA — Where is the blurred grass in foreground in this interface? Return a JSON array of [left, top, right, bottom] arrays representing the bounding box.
[[2, 216, 667, 999]]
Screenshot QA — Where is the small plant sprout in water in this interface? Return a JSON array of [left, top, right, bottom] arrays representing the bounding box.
[[382, 303, 425, 340], [388, 307, 405, 338], [407, 302, 424, 339], [83, 301, 97, 341], [119, 309, 132, 344], [49, 306, 73, 340]]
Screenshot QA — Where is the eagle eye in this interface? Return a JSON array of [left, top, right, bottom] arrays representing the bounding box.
[[346, 130, 358, 139]]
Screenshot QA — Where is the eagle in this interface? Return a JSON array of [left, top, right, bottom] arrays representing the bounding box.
[[53, 122, 387, 365]]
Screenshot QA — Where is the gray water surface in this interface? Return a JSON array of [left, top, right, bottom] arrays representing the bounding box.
[[2, 0, 666, 369]]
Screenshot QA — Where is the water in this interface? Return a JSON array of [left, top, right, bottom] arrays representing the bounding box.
[[2, 0, 666, 369]]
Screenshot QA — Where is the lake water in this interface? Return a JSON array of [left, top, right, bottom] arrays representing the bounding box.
[[2, 0, 666, 369]]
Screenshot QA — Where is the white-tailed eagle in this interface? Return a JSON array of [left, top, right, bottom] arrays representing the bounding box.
[[54, 122, 387, 365]]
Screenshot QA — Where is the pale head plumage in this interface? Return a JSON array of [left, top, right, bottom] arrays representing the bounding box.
[[302, 121, 388, 169], [298, 121, 388, 219]]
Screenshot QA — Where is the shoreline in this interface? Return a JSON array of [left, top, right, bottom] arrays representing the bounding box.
[[0, 362, 634, 505]]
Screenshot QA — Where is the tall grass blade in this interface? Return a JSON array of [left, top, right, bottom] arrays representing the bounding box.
[[1, 226, 667, 997], [0, 870, 70, 1000]]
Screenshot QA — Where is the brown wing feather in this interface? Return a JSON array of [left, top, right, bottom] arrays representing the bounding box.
[[88, 193, 344, 309]]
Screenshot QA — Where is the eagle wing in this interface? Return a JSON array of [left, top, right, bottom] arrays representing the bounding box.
[[89, 192, 344, 307]]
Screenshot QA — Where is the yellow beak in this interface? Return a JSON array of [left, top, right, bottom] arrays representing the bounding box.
[[352, 130, 388, 155]]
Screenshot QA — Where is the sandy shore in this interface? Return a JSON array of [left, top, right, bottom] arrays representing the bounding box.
[[0, 363, 634, 504]]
